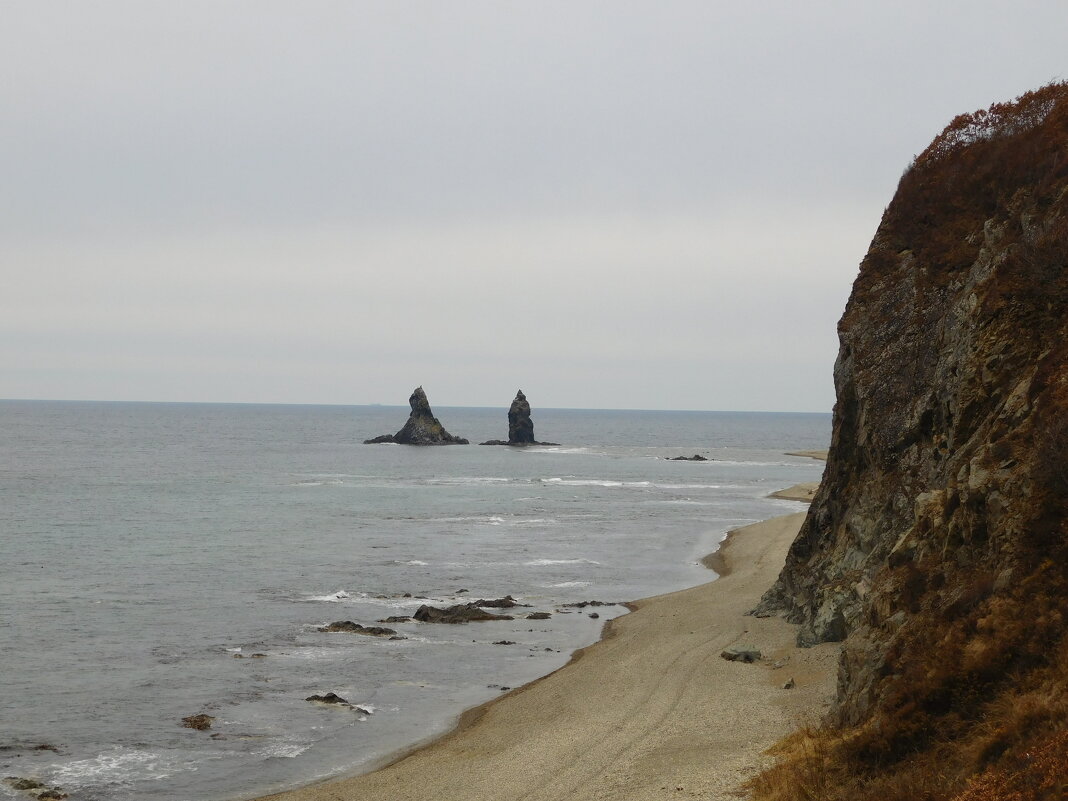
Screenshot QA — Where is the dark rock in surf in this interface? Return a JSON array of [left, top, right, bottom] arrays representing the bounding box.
[[318, 621, 397, 637], [526, 612, 552, 620], [305, 693, 372, 714], [413, 603, 514, 624], [473, 595, 528, 609], [668, 454, 708, 461], [364, 387, 469, 445], [479, 390, 559, 446], [181, 713, 215, 731], [4, 778, 68, 800]]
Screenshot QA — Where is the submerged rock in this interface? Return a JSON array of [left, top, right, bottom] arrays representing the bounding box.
[[318, 621, 398, 637], [364, 387, 469, 445], [473, 595, 528, 608], [181, 713, 215, 731], [4, 777, 68, 800], [480, 390, 559, 446], [305, 693, 371, 714]]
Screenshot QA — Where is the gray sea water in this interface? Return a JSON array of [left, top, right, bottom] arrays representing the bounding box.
[[0, 401, 829, 801]]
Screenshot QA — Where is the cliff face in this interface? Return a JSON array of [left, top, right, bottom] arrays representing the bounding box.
[[755, 83, 1068, 777]]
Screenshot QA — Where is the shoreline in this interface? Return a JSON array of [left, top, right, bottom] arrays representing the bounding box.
[[250, 482, 837, 801]]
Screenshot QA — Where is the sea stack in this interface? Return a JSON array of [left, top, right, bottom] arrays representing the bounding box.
[[507, 390, 535, 444], [364, 386, 469, 445], [480, 389, 558, 446]]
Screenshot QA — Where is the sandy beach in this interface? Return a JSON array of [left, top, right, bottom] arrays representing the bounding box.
[[253, 485, 839, 801]]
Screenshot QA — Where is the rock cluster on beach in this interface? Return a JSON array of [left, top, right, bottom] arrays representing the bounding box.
[[752, 82, 1068, 793], [480, 389, 559, 446], [364, 386, 469, 445]]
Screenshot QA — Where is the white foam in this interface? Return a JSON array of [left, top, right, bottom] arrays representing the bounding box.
[[397, 559, 429, 566], [293, 478, 344, 487], [654, 483, 728, 490], [525, 558, 602, 567], [303, 590, 351, 602], [541, 478, 652, 488], [256, 741, 312, 759], [548, 581, 592, 588], [426, 477, 510, 485], [50, 747, 212, 786]]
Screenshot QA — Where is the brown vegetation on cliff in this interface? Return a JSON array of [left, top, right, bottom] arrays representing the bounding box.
[[751, 82, 1068, 800]]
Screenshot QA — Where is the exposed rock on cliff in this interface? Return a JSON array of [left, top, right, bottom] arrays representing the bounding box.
[[479, 390, 559, 446], [752, 83, 1068, 798], [364, 387, 469, 445]]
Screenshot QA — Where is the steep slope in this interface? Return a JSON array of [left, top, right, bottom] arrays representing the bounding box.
[[753, 83, 1068, 799]]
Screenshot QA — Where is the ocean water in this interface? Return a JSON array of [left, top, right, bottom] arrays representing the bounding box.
[[0, 401, 829, 801]]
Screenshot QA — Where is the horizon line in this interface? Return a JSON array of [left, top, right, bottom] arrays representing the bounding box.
[[0, 396, 833, 416]]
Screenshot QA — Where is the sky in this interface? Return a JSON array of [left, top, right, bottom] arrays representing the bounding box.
[[2, 2, 1065, 412]]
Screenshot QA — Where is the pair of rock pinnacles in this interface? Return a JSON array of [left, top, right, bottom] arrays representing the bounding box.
[[364, 387, 558, 446]]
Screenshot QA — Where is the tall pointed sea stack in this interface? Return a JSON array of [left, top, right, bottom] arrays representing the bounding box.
[[364, 386, 469, 445], [480, 389, 558, 446], [507, 389, 535, 444]]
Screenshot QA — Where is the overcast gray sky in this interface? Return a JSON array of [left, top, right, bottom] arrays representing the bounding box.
[[2, 2, 1064, 411]]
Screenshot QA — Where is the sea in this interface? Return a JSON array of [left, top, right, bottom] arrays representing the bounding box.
[[0, 400, 830, 801]]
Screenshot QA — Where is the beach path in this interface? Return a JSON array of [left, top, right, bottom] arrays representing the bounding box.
[[256, 508, 839, 801]]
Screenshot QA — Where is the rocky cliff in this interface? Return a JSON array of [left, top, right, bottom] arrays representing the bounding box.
[[364, 387, 469, 445], [754, 83, 1068, 798]]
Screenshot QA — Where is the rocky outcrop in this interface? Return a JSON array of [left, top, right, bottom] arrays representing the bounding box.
[[412, 603, 515, 623], [364, 387, 469, 445], [480, 390, 559, 446], [181, 713, 215, 730], [667, 454, 708, 461], [751, 83, 1068, 790]]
